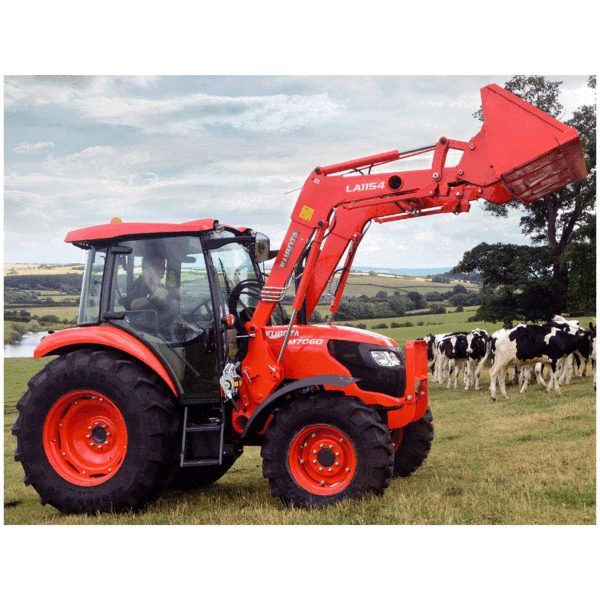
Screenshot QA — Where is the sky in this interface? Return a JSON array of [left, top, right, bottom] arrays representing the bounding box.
[[4, 74, 595, 270]]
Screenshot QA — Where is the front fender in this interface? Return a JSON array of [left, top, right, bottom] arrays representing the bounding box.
[[34, 326, 179, 397], [240, 375, 357, 440]]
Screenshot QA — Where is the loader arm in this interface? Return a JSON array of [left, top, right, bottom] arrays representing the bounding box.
[[240, 83, 587, 401]]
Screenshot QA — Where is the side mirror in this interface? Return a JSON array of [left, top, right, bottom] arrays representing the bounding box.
[[254, 233, 270, 263]]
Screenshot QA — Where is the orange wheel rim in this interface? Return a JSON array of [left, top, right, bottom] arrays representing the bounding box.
[[288, 425, 356, 495], [43, 390, 128, 486]]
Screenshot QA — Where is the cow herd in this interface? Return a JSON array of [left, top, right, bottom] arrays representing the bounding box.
[[423, 316, 596, 402]]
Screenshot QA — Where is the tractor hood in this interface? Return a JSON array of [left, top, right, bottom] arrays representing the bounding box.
[[265, 324, 398, 348]]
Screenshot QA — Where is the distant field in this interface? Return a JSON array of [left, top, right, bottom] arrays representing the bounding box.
[[331, 272, 479, 297], [16, 306, 79, 320], [4, 263, 84, 277], [329, 307, 596, 346]]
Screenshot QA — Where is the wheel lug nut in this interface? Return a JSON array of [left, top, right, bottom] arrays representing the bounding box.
[[312, 450, 317, 454], [319, 443, 324, 448], [319, 467, 323, 472], [312, 460, 317, 464], [328, 468, 332, 472], [300, 459, 305, 464], [320, 481, 325, 486], [329, 445, 333, 449], [95, 422, 99, 426], [345, 468, 351, 472], [90, 442, 94, 446], [335, 462, 340, 466], [335, 452, 340, 456], [311, 433, 316, 438]]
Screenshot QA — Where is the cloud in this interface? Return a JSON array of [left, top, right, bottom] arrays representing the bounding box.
[[75, 91, 344, 133], [5, 76, 345, 134], [13, 141, 55, 153], [6, 75, 588, 266]]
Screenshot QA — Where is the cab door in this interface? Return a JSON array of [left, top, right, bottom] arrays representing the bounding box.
[[109, 235, 224, 400]]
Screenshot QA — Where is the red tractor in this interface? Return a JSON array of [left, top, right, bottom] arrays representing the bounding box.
[[13, 84, 587, 514]]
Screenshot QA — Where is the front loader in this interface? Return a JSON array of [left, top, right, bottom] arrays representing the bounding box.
[[13, 84, 587, 513]]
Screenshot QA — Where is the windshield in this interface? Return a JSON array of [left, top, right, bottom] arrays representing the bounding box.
[[209, 241, 261, 321], [78, 246, 107, 325]]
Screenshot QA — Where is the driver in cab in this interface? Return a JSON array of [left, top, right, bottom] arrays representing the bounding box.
[[126, 254, 172, 312]]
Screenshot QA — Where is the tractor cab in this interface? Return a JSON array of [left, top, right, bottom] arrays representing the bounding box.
[[71, 219, 272, 400]]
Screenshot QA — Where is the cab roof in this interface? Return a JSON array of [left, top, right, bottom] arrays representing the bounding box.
[[65, 219, 246, 247]]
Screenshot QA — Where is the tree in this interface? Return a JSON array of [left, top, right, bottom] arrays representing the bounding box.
[[454, 242, 556, 325], [407, 291, 427, 309], [469, 75, 596, 316]]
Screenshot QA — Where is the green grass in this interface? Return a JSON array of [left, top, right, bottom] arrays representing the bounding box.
[[4, 351, 595, 525]]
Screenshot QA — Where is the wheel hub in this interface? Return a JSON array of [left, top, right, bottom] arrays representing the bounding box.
[[43, 390, 128, 486], [288, 424, 357, 495], [317, 448, 335, 467], [91, 425, 108, 444]]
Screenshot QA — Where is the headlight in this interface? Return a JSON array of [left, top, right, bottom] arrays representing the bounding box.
[[371, 350, 401, 367]]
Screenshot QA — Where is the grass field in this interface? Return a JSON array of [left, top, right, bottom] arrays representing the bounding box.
[[4, 347, 595, 525], [4, 263, 84, 277], [341, 271, 479, 297]]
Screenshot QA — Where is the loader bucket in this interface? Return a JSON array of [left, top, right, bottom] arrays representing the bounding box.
[[477, 84, 587, 205]]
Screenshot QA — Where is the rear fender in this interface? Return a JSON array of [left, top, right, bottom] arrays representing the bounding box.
[[33, 326, 179, 397]]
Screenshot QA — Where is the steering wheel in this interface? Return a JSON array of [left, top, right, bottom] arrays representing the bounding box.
[[228, 279, 262, 324], [182, 294, 213, 319]]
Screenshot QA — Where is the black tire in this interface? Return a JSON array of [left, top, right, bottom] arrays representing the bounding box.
[[12, 349, 181, 515], [168, 457, 238, 491], [261, 393, 394, 508], [393, 407, 434, 477]]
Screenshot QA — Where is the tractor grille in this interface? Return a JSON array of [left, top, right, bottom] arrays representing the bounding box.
[[327, 339, 406, 398]]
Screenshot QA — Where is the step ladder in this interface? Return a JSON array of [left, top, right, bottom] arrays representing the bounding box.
[[179, 404, 225, 467]]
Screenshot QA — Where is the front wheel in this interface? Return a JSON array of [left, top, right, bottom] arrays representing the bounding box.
[[12, 349, 180, 514], [261, 393, 394, 508], [392, 407, 434, 477]]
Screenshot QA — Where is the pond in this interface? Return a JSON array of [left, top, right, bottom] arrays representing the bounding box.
[[4, 331, 52, 358]]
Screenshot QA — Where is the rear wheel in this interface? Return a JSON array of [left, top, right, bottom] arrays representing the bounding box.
[[392, 407, 434, 477], [261, 393, 394, 508], [12, 349, 180, 514]]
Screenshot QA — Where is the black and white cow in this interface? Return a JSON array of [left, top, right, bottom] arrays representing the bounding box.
[[589, 323, 596, 390], [489, 323, 591, 401], [425, 333, 451, 382], [423, 334, 438, 374], [465, 328, 489, 391], [544, 315, 588, 385], [437, 332, 469, 389]]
